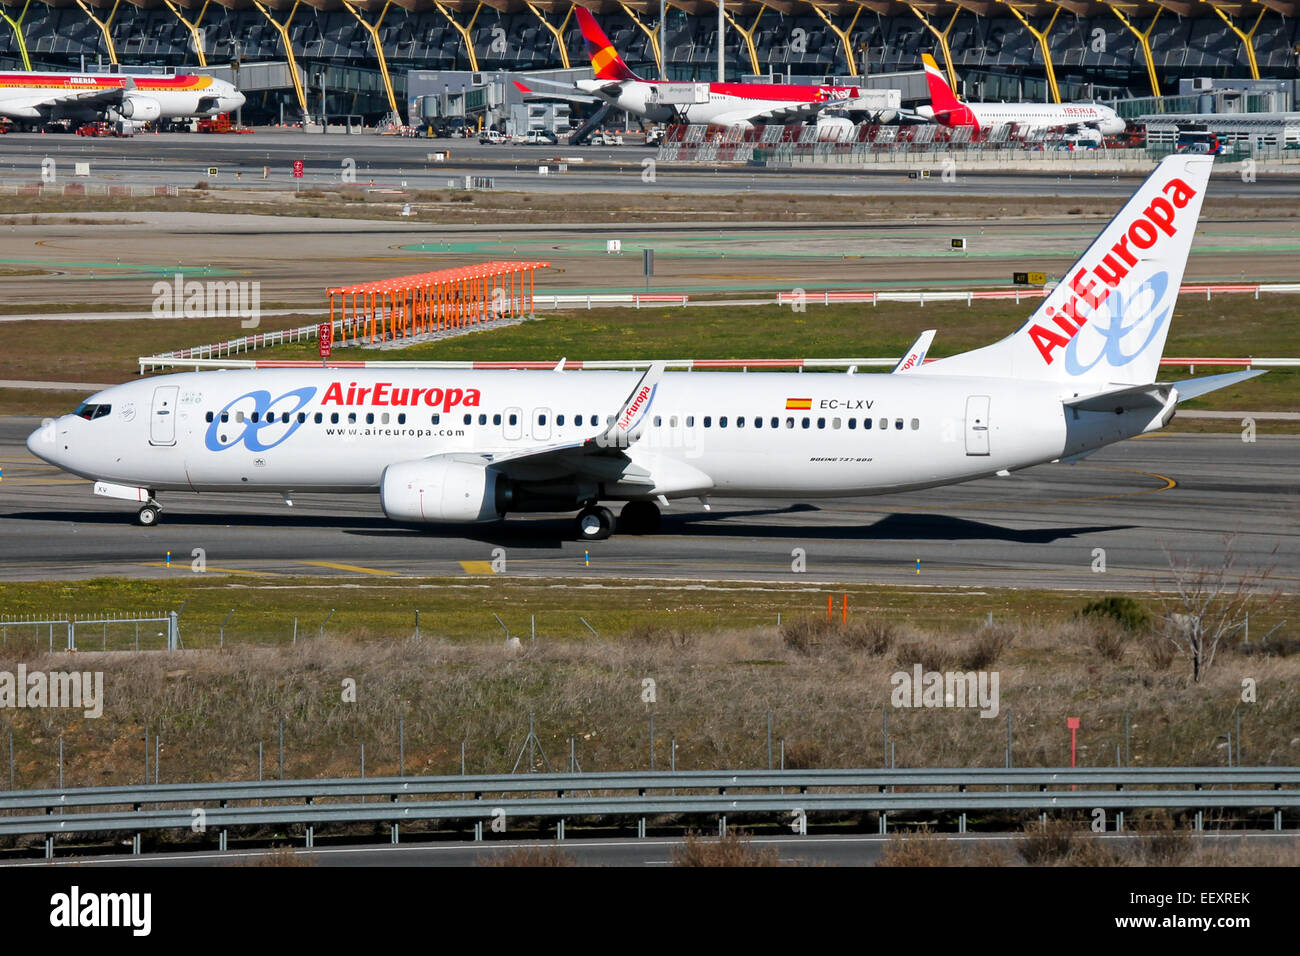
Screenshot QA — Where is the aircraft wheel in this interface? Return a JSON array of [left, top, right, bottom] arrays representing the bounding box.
[[618, 500, 661, 534], [136, 505, 160, 527], [576, 505, 614, 541]]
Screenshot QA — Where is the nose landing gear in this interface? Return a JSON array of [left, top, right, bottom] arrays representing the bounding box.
[[136, 500, 161, 526]]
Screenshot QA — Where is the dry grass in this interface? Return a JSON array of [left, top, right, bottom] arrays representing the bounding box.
[[671, 830, 782, 867], [232, 845, 313, 867], [0, 600, 1296, 792], [477, 845, 578, 867]]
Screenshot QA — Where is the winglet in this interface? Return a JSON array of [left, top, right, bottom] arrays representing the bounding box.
[[892, 330, 936, 373], [593, 362, 664, 449]]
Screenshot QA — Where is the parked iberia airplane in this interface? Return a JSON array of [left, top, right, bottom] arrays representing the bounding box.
[[28, 156, 1259, 541], [0, 71, 244, 125]]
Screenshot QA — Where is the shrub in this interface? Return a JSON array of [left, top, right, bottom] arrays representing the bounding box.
[[780, 616, 835, 655], [836, 618, 897, 656], [961, 624, 1015, 670], [877, 829, 962, 866], [1078, 596, 1152, 633], [1017, 818, 1081, 864], [672, 830, 781, 867]]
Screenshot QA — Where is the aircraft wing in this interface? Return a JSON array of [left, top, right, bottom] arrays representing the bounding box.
[[739, 100, 833, 125], [513, 78, 600, 106], [469, 363, 668, 486]]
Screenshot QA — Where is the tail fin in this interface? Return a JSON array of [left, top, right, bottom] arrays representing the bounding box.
[[921, 53, 962, 115], [575, 7, 640, 82], [916, 155, 1214, 386]]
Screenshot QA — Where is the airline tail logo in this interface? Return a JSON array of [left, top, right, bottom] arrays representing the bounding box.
[[1028, 176, 1197, 366], [576, 7, 639, 82], [921, 53, 963, 115]]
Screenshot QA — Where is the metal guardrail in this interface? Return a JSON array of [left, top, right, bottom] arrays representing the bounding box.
[[3, 768, 1296, 855]]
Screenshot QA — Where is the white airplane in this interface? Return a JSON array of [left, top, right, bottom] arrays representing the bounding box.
[[920, 53, 1124, 142], [516, 7, 892, 133], [0, 70, 245, 127], [27, 156, 1261, 541]]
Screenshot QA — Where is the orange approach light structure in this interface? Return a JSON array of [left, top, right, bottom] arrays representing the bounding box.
[[328, 261, 550, 345]]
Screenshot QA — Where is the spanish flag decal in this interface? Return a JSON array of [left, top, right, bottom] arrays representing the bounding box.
[[785, 397, 812, 410]]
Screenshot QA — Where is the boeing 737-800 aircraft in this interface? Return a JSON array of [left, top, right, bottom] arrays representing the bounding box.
[[28, 156, 1260, 540]]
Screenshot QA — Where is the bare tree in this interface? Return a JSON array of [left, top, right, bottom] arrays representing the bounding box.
[[1159, 538, 1279, 683]]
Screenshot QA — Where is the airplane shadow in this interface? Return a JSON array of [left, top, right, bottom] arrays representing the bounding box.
[[2, 506, 1131, 547]]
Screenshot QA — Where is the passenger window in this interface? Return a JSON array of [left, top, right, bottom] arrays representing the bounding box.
[[314, 413, 322, 424], [879, 418, 887, 430], [539, 414, 547, 426], [557, 414, 565, 426], [382, 413, 391, 425], [606, 415, 614, 425], [771, 417, 779, 428], [463, 414, 471, 425], [703, 416, 712, 428], [911, 418, 920, 430], [493, 413, 502, 426], [205, 411, 214, 423], [297, 413, 307, 424], [737, 417, 745, 428], [348, 413, 357, 424], [574, 414, 583, 426], [895, 418, 904, 430], [785, 417, 794, 429], [686, 416, 695, 427], [432, 414, 440, 425], [719, 417, 727, 428], [479, 414, 488, 425], [331, 413, 339, 424], [817, 418, 826, 429], [832, 418, 841, 429], [848, 418, 857, 430], [753, 417, 761, 429], [510, 413, 518, 425], [863, 418, 872, 430], [221, 412, 230, 423], [250, 412, 260, 423], [669, 416, 678, 427], [801, 417, 810, 429], [366, 413, 374, 425], [235, 411, 245, 423], [398, 413, 406, 425], [653, 415, 662, 427]]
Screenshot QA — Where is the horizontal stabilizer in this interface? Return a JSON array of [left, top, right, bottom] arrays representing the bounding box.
[[1170, 369, 1267, 402]]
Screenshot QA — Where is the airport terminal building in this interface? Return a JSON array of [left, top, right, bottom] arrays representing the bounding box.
[[0, 0, 1297, 125]]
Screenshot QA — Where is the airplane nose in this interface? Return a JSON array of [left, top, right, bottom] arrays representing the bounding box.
[[26, 420, 58, 463]]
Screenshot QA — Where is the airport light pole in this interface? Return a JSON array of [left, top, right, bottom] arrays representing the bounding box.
[[717, 0, 724, 82]]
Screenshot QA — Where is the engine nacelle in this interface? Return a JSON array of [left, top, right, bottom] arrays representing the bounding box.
[[814, 116, 855, 142], [120, 96, 162, 122], [380, 458, 501, 523]]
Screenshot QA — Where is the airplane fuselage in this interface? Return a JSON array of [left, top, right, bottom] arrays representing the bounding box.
[[29, 369, 1154, 504]]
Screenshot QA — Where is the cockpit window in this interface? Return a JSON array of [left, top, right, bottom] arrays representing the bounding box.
[[73, 402, 111, 420]]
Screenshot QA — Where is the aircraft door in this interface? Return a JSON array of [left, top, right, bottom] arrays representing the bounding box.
[[150, 385, 179, 446], [531, 407, 552, 441], [965, 395, 990, 456], [503, 406, 522, 441]]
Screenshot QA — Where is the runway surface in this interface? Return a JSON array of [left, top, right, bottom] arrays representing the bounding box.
[[2, 417, 1295, 591], [5, 830, 1295, 867]]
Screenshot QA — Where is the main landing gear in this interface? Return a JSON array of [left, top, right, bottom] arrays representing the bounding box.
[[136, 502, 161, 527], [574, 501, 662, 541]]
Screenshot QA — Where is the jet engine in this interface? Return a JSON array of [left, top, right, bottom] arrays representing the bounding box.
[[814, 115, 855, 141], [119, 96, 162, 122], [380, 458, 501, 523]]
